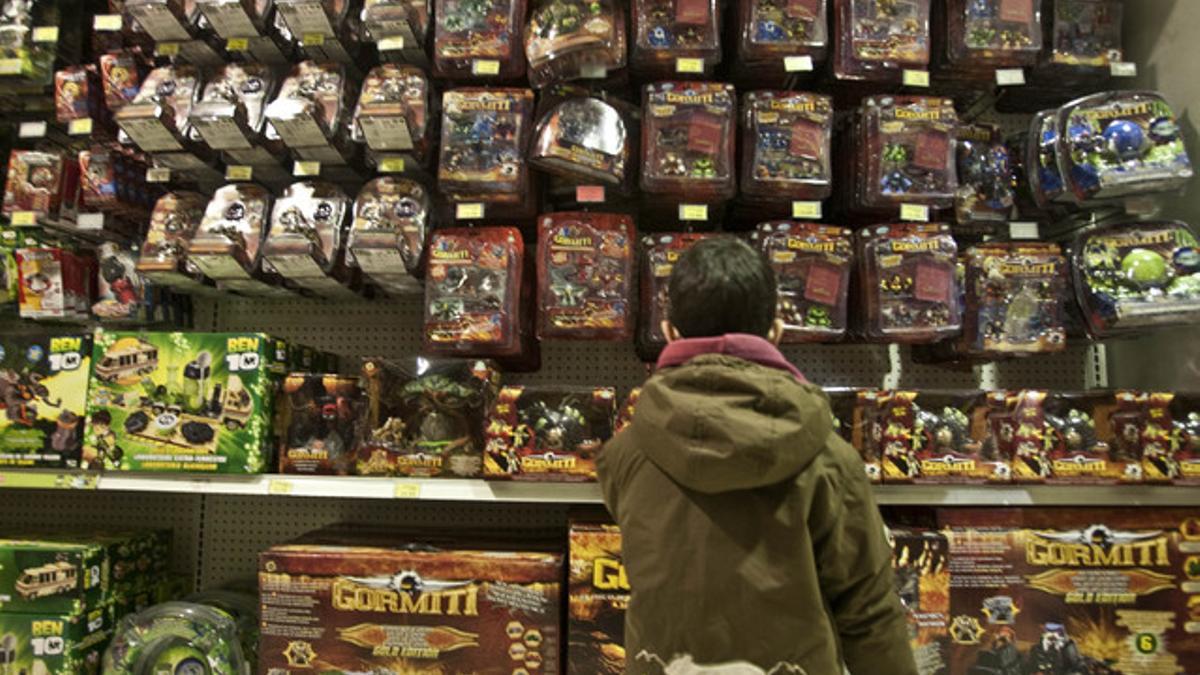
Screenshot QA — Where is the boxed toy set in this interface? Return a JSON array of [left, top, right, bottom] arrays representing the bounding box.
[[740, 91, 833, 203], [262, 180, 358, 299], [83, 330, 286, 473], [0, 604, 111, 674], [735, 0, 828, 77], [854, 96, 959, 213], [636, 232, 712, 361], [114, 65, 202, 156], [0, 538, 107, 615], [433, 0, 528, 80], [879, 390, 1011, 484], [631, 0, 722, 78], [525, 0, 627, 88], [826, 387, 884, 482], [960, 242, 1068, 359], [352, 64, 432, 159], [942, 0, 1041, 72], [2, 149, 79, 220], [92, 241, 151, 322], [833, 0, 931, 81], [347, 177, 431, 295], [438, 88, 536, 204], [641, 82, 737, 202], [1139, 392, 1200, 485], [537, 211, 635, 341], [857, 223, 961, 343], [264, 61, 356, 158], [1042, 0, 1124, 78], [189, 63, 280, 156], [14, 246, 95, 321], [0, 334, 91, 469], [137, 192, 215, 295], [755, 221, 853, 343], [483, 386, 616, 481], [889, 528, 949, 675], [567, 521, 628, 675], [277, 373, 364, 475]]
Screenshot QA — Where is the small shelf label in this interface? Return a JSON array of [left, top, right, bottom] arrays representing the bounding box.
[[902, 69, 930, 87], [379, 157, 405, 173], [301, 33, 325, 46], [68, 118, 93, 136], [675, 57, 704, 74], [1110, 62, 1138, 77], [225, 165, 253, 181], [377, 35, 405, 51], [576, 185, 605, 203], [32, 27, 58, 43], [456, 202, 485, 220], [784, 55, 814, 72], [0, 472, 98, 489], [155, 41, 181, 56], [393, 482, 421, 499], [94, 14, 123, 31], [995, 68, 1025, 86], [0, 60, 22, 75], [10, 211, 36, 226], [18, 121, 46, 138], [900, 203, 930, 222], [77, 213, 105, 230], [267, 479, 293, 495], [792, 201, 822, 219], [293, 160, 321, 177], [472, 59, 500, 76], [226, 37, 249, 51], [146, 167, 171, 183], [679, 204, 708, 221], [1009, 221, 1040, 240]]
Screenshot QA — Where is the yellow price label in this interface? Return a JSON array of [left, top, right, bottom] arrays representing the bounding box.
[[900, 203, 930, 222], [784, 55, 813, 72], [226, 37, 249, 51], [0, 59, 22, 75], [225, 165, 253, 181], [679, 204, 708, 221], [293, 161, 321, 177], [472, 59, 500, 75], [267, 479, 293, 495], [902, 69, 930, 87], [31, 27, 58, 43], [94, 14, 122, 31], [377, 35, 405, 51], [11, 211, 36, 226], [456, 202, 485, 220], [0, 472, 98, 489], [156, 42, 181, 56], [675, 57, 704, 74], [393, 482, 421, 499], [379, 157, 405, 173], [1110, 62, 1138, 77], [68, 118, 93, 135], [146, 167, 171, 183], [302, 33, 325, 46], [792, 201, 822, 219]]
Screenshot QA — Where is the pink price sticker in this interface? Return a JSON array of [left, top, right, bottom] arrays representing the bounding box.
[[576, 185, 605, 203], [804, 262, 841, 305], [914, 263, 951, 304]]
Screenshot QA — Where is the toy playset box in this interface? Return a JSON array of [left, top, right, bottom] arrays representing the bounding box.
[[857, 223, 961, 343], [1139, 391, 1200, 485], [878, 390, 1012, 484], [276, 373, 364, 475], [0, 334, 91, 469], [855, 96, 958, 212], [537, 211, 635, 341], [889, 528, 949, 675], [826, 387, 883, 482], [755, 221, 853, 343], [526, 0, 627, 88], [960, 242, 1068, 359], [641, 82, 736, 202], [83, 330, 287, 474], [0, 604, 112, 675], [740, 91, 833, 203], [483, 385, 616, 481], [347, 177, 431, 295], [834, 0, 931, 81], [636, 232, 712, 361], [0, 538, 108, 615], [567, 521, 628, 675]]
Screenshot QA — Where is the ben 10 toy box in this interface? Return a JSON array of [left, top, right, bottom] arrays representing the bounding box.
[[484, 386, 616, 482], [0, 334, 91, 469], [258, 534, 564, 673], [83, 330, 286, 473], [0, 603, 111, 675], [568, 521, 628, 675], [889, 529, 949, 675], [0, 538, 108, 615]]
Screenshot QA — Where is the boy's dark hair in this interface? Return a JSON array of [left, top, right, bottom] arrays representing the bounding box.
[[668, 236, 777, 338]]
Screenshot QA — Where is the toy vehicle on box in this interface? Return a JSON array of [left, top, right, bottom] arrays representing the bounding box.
[[347, 177, 430, 295], [567, 521, 628, 675], [355, 357, 500, 477], [114, 65, 202, 155], [858, 224, 961, 343], [833, 0, 930, 81], [0, 537, 107, 614], [83, 330, 285, 473], [189, 63, 279, 156], [438, 88, 535, 200], [740, 91, 832, 203], [351, 64, 431, 158], [277, 373, 363, 474], [433, 0, 527, 79], [537, 212, 634, 341], [532, 95, 633, 187], [631, 0, 721, 78], [1000, 390, 1141, 484], [954, 123, 1015, 226], [526, 0, 626, 88], [755, 222, 852, 343], [138, 192, 214, 295], [944, 0, 1041, 71], [186, 183, 286, 296], [736, 0, 828, 73], [636, 232, 711, 361], [262, 180, 358, 299], [641, 82, 736, 202], [0, 335, 91, 469], [856, 96, 958, 212], [484, 386, 615, 481], [961, 242, 1067, 358], [879, 390, 1011, 484]]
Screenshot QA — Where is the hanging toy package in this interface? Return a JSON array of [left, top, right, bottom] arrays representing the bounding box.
[[755, 221, 853, 343], [537, 211, 635, 341]]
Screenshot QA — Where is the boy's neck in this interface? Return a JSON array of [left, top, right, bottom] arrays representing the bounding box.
[[656, 333, 807, 382]]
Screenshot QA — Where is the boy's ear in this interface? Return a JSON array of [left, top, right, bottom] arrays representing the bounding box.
[[661, 321, 682, 343], [767, 318, 785, 346]]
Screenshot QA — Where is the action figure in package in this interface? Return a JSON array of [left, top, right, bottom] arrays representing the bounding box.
[[438, 88, 535, 200], [93, 241, 149, 321], [741, 91, 833, 203], [484, 385, 616, 481], [568, 521, 628, 675], [186, 183, 283, 296], [362, 0, 429, 46], [1005, 390, 1141, 483], [833, 0, 931, 81], [114, 65, 202, 155], [856, 96, 958, 212], [641, 82, 736, 202], [1140, 392, 1200, 485], [351, 64, 431, 157], [755, 221, 853, 342], [124, 0, 198, 41], [537, 212, 634, 341], [532, 95, 633, 187], [99, 51, 143, 113], [55, 66, 103, 124], [961, 242, 1067, 358], [2, 149, 76, 218], [433, 0, 527, 79], [15, 247, 94, 321], [1073, 221, 1200, 338], [879, 390, 1010, 484], [0, 334, 91, 469], [262, 180, 357, 298], [1054, 91, 1193, 203], [526, 0, 626, 87], [944, 0, 1041, 71], [827, 388, 883, 481], [189, 63, 278, 154], [858, 224, 961, 343], [80, 149, 154, 217], [273, 0, 359, 63], [264, 61, 353, 151], [736, 0, 828, 73], [631, 0, 721, 78], [954, 123, 1014, 226], [277, 373, 363, 474], [1026, 109, 1070, 211], [1044, 0, 1123, 72], [347, 177, 430, 295], [356, 357, 501, 477], [137, 191, 214, 294], [424, 227, 525, 358], [637, 232, 711, 361]]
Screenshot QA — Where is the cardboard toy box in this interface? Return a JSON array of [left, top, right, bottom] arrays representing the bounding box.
[[0, 603, 111, 675], [258, 535, 563, 673], [568, 521, 628, 675], [827, 388, 883, 483], [1140, 391, 1200, 485], [880, 390, 1012, 484], [37, 530, 172, 596], [0, 538, 108, 615], [889, 529, 950, 675], [276, 373, 365, 475], [0, 334, 92, 469], [483, 386, 616, 482], [83, 330, 287, 473], [1001, 391, 1142, 484]]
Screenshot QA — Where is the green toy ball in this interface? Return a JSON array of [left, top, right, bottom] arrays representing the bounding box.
[[1168, 274, 1200, 296], [1122, 248, 1170, 285]]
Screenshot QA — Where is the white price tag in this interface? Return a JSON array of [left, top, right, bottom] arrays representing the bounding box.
[[784, 55, 814, 72], [76, 213, 105, 230], [146, 167, 171, 183], [1110, 62, 1138, 77], [1009, 221, 1040, 240], [18, 121, 46, 138], [995, 68, 1026, 86]]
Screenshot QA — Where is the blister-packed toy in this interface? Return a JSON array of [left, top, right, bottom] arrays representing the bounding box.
[[99, 51, 144, 113], [433, 0, 527, 79], [833, 0, 931, 81], [438, 88, 535, 199], [80, 149, 153, 216], [1045, 0, 1123, 71], [93, 241, 148, 321], [187, 183, 283, 295], [15, 246, 94, 321], [351, 64, 431, 158], [944, 0, 1041, 71], [736, 0, 828, 72], [2, 149, 77, 219], [636, 231, 711, 360], [272, 0, 362, 64], [196, 0, 273, 40], [103, 602, 250, 674], [264, 61, 353, 150], [114, 65, 202, 155], [954, 123, 1014, 226], [263, 181, 356, 298], [1055, 91, 1193, 204], [532, 94, 633, 187], [138, 191, 214, 293], [424, 227, 525, 357], [347, 177, 430, 294], [1073, 221, 1200, 338], [878, 390, 1011, 484], [355, 357, 501, 477], [277, 373, 364, 474], [755, 221, 852, 342], [827, 388, 883, 482], [526, 0, 626, 87], [189, 63, 278, 154], [741, 91, 832, 203], [56, 66, 104, 125], [641, 82, 736, 201], [124, 0, 198, 41], [363, 0, 429, 46], [856, 96, 958, 212], [632, 0, 721, 78], [484, 386, 615, 481], [1026, 109, 1068, 210], [961, 242, 1067, 358], [1003, 390, 1141, 484], [858, 223, 960, 342], [537, 211, 634, 341]]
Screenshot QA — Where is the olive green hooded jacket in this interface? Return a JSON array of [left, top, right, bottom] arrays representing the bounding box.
[[598, 353, 918, 675]]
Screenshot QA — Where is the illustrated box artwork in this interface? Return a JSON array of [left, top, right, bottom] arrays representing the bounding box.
[[0, 604, 111, 675], [890, 529, 949, 675], [568, 521, 628, 675], [0, 538, 108, 616], [483, 386, 616, 482], [0, 334, 91, 469]]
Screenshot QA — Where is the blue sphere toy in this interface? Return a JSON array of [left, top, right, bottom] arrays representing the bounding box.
[[1102, 120, 1145, 161], [649, 26, 671, 47]]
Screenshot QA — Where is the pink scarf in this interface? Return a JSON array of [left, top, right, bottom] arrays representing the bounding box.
[[656, 333, 808, 382]]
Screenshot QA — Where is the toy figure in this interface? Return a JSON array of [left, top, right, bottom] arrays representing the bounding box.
[[641, 82, 736, 201], [484, 386, 614, 481], [439, 89, 534, 201], [1024, 623, 1089, 675], [856, 96, 958, 211], [968, 627, 1022, 675]]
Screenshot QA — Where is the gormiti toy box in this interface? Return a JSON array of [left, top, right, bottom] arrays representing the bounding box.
[[0, 334, 91, 469], [0, 603, 112, 675], [0, 538, 108, 615], [84, 330, 286, 473], [259, 533, 563, 673], [889, 529, 949, 675], [568, 521, 628, 675]]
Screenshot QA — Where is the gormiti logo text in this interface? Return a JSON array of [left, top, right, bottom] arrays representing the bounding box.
[[431, 248, 471, 261], [332, 572, 479, 616], [998, 261, 1059, 276], [49, 336, 82, 353], [553, 234, 593, 248], [769, 98, 817, 112], [397, 454, 443, 469], [895, 108, 942, 121], [890, 239, 942, 252], [787, 237, 837, 253], [1082, 102, 1153, 121], [1025, 526, 1170, 567], [664, 91, 720, 105], [593, 557, 630, 591], [227, 336, 260, 352], [455, 97, 512, 112], [1095, 230, 1174, 248], [523, 455, 578, 471]]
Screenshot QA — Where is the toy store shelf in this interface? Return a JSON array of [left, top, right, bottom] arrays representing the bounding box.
[[871, 485, 1200, 507]]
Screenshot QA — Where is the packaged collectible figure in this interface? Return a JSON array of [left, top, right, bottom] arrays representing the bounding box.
[[189, 63, 278, 153], [186, 183, 283, 296], [80, 149, 154, 217], [858, 224, 961, 343], [888, 529, 949, 674], [755, 221, 852, 342], [114, 65, 202, 155], [262, 181, 357, 299], [137, 192, 214, 294], [14, 247, 93, 321], [1054, 91, 1193, 204], [827, 388, 883, 482], [273, 0, 359, 64], [953, 124, 1014, 226], [483, 386, 615, 481], [424, 227, 525, 358], [351, 64, 431, 159], [83, 330, 286, 473], [1140, 392, 1200, 485], [1044, 0, 1123, 72], [532, 95, 633, 187], [355, 357, 500, 477], [195, 0, 272, 39], [961, 242, 1067, 358], [55, 66, 103, 124], [433, 0, 527, 79], [1002, 390, 1140, 483], [879, 390, 1010, 484], [944, 0, 1041, 71], [1073, 221, 1200, 338], [93, 241, 149, 321], [0, 334, 91, 468], [631, 0, 721, 78], [264, 61, 353, 152], [276, 373, 363, 474], [2, 149, 76, 218], [856, 96, 958, 212], [1025, 109, 1069, 210], [347, 177, 430, 295], [833, 0, 931, 81], [741, 91, 833, 203], [568, 521, 628, 675], [124, 0, 197, 41], [526, 0, 626, 87], [99, 51, 143, 113], [537, 212, 634, 341], [438, 88, 535, 200], [636, 232, 710, 361], [362, 0, 428, 45], [736, 0, 828, 74], [641, 82, 736, 202]]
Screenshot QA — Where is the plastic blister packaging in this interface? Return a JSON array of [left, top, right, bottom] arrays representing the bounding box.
[[537, 211, 635, 341], [944, 0, 1041, 71], [263, 181, 357, 298], [187, 183, 284, 295], [438, 88, 535, 199], [2, 149, 77, 218], [1026, 109, 1068, 210], [833, 0, 931, 81], [99, 51, 144, 113], [138, 191, 215, 293], [741, 90, 832, 203], [954, 123, 1014, 226], [636, 231, 711, 360], [352, 64, 431, 159], [736, 0, 828, 72], [755, 221, 852, 343], [103, 601, 249, 674], [632, 0, 721, 78], [56, 66, 104, 125], [433, 0, 527, 79], [264, 61, 353, 151], [855, 95, 958, 212], [123, 0, 199, 42], [641, 81, 736, 202], [532, 94, 633, 187], [858, 223, 961, 343], [348, 177, 431, 295], [1045, 0, 1123, 71], [961, 242, 1067, 358], [526, 0, 626, 87], [190, 63, 279, 153], [483, 385, 616, 481], [114, 65, 202, 155]]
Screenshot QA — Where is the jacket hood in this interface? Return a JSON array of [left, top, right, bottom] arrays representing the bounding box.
[[628, 354, 833, 493]]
